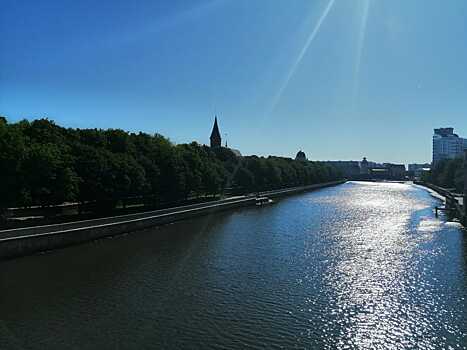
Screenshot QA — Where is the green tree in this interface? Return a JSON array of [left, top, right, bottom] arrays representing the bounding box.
[[233, 167, 255, 193], [0, 116, 344, 223]]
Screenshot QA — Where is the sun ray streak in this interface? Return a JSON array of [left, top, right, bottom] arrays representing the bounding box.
[[267, 0, 336, 115], [352, 0, 370, 112]]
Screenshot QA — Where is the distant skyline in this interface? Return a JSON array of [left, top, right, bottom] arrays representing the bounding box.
[[1, 0, 467, 164]]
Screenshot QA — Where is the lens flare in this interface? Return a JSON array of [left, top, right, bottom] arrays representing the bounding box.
[[352, 0, 370, 111], [268, 0, 336, 115]]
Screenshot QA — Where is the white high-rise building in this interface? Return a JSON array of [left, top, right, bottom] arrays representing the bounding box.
[[432, 128, 467, 164]]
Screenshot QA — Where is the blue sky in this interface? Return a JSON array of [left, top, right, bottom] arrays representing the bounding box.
[[1, 0, 467, 164]]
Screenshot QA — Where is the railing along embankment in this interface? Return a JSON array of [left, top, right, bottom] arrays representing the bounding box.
[[0, 180, 346, 260], [414, 181, 466, 226]]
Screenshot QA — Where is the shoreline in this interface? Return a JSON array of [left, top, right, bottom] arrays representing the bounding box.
[[0, 180, 346, 261], [414, 180, 466, 227]]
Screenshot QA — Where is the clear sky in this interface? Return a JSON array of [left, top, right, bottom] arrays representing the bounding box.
[[1, 0, 467, 164]]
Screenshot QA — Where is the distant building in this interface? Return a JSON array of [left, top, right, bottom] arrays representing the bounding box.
[[360, 157, 369, 175], [383, 163, 406, 180], [295, 150, 307, 161], [408, 163, 431, 172], [323, 161, 361, 178], [432, 127, 467, 164], [324, 158, 407, 180], [415, 167, 431, 179], [369, 167, 389, 179], [408, 163, 431, 179], [208, 116, 242, 156], [210, 116, 222, 148], [229, 148, 242, 157]]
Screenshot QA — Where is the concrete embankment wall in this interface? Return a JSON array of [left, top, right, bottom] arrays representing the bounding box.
[[0, 180, 345, 260], [0, 196, 252, 239], [414, 181, 454, 197], [414, 181, 466, 226]]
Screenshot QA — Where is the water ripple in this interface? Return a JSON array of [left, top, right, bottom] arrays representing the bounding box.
[[0, 181, 466, 349]]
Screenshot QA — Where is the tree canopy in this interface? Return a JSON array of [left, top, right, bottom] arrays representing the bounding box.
[[424, 158, 465, 192], [0, 118, 343, 212]]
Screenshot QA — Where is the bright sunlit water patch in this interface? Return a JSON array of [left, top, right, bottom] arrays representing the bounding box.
[[417, 216, 443, 233], [312, 182, 460, 349], [0, 181, 466, 349]]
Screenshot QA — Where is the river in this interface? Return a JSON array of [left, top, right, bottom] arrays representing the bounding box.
[[1, 181, 466, 349]]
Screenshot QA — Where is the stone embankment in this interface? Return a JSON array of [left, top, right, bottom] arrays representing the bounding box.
[[414, 180, 466, 226], [0, 180, 346, 260]]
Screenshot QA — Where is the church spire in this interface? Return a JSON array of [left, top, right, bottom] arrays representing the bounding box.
[[210, 116, 221, 148]]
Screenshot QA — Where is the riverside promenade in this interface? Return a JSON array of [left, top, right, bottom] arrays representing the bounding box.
[[414, 181, 466, 226], [0, 180, 345, 260]]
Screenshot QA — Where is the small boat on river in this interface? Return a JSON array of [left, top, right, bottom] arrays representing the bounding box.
[[256, 197, 274, 206]]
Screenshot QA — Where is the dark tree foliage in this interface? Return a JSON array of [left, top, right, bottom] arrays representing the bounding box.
[[0, 118, 343, 213], [425, 158, 465, 192]]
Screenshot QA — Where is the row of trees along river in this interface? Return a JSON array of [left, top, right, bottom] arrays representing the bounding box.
[[0, 117, 343, 222], [423, 158, 465, 192]]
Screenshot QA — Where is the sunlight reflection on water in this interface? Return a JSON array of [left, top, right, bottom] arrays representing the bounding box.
[[0, 181, 466, 349], [311, 182, 466, 349]]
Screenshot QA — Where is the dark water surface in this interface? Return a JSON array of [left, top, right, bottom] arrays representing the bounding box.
[[1, 182, 466, 349]]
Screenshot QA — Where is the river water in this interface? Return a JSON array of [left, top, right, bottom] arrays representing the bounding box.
[[1, 181, 466, 349]]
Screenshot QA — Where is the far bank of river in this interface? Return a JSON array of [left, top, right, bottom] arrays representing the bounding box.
[[0, 180, 345, 260]]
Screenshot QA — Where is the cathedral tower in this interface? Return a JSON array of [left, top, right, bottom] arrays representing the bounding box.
[[210, 116, 222, 148]]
